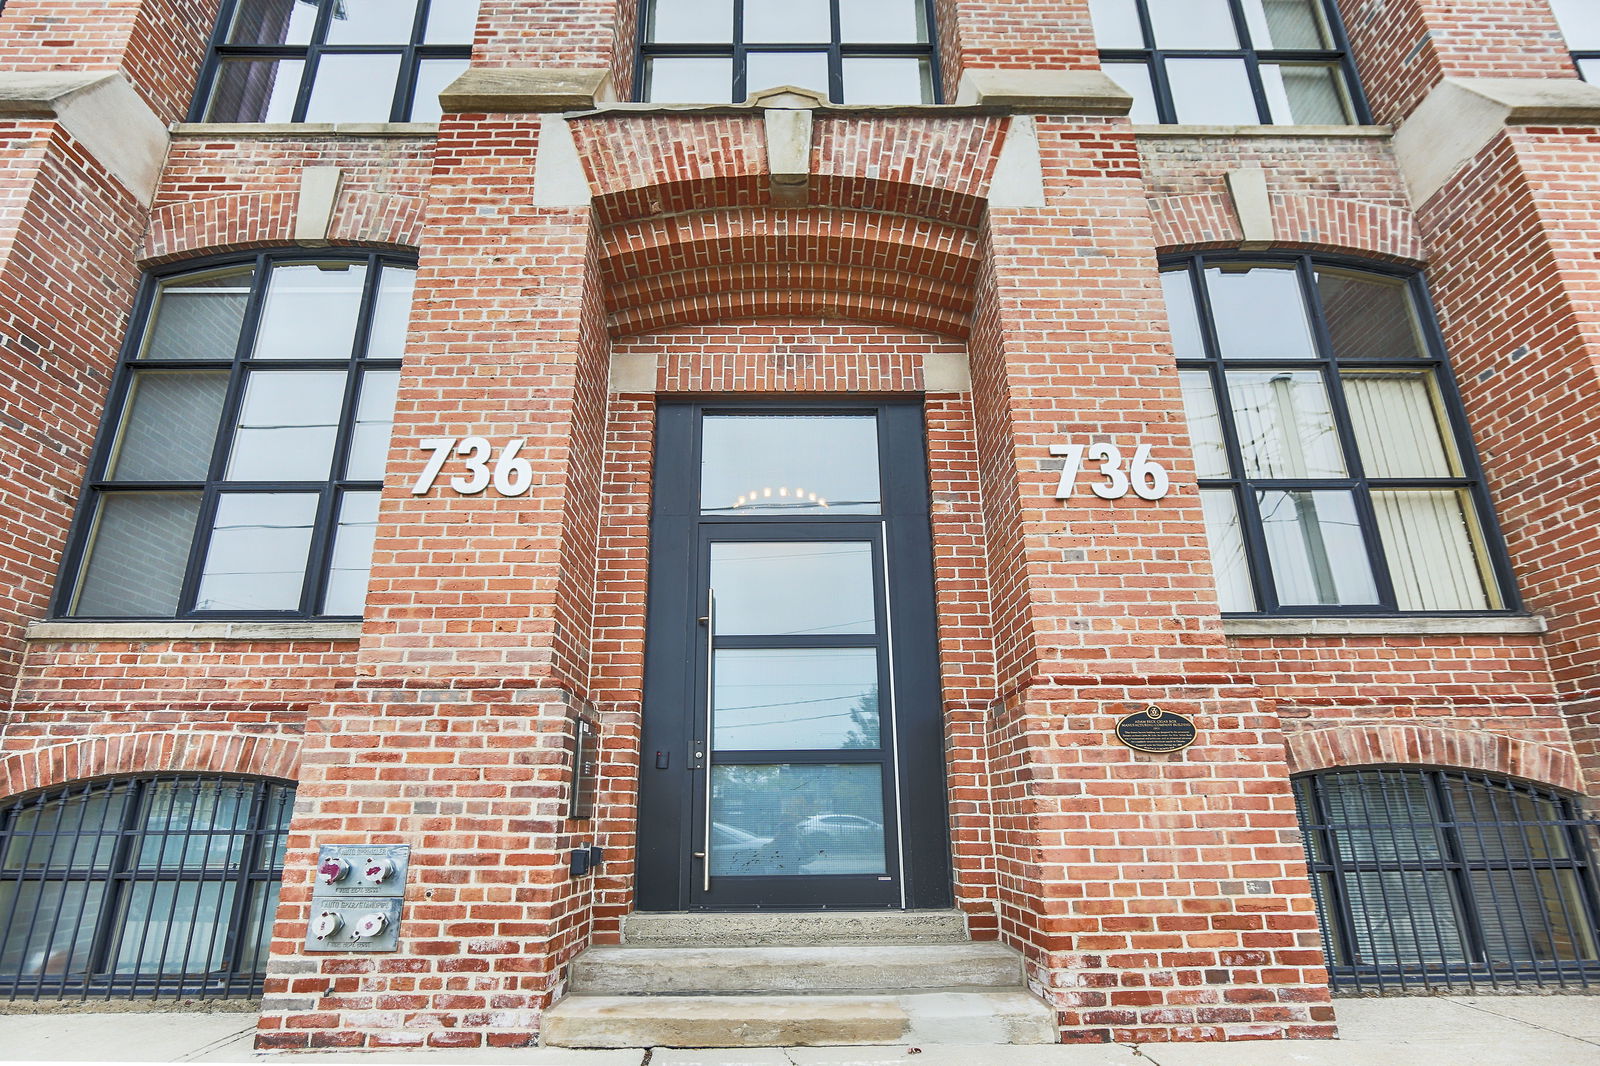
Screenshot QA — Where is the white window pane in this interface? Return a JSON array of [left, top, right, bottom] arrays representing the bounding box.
[[1166, 58, 1259, 124], [714, 648, 880, 750], [1315, 268, 1428, 360], [409, 58, 468, 121], [226, 0, 317, 44], [1258, 489, 1378, 605], [1240, 0, 1330, 49], [1374, 489, 1496, 611], [840, 0, 927, 43], [1089, 0, 1145, 48], [303, 52, 403, 122], [744, 0, 830, 42], [1227, 369, 1346, 478], [1160, 268, 1204, 356], [346, 370, 401, 480], [423, 0, 481, 43], [710, 764, 886, 876], [73, 493, 204, 617], [1262, 62, 1353, 125], [322, 491, 381, 615], [367, 265, 417, 357], [649, 0, 733, 42], [1580, 57, 1600, 81], [1205, 264, 1317, 359], [253, 261, 367, 360], [646, 57, 734, 103], [141, 267, 255, 361], [842, 57, 930, 104], [1148, 0, 1238, 48], [204, 58, 305, 122], [701, 414, 881, 516], [1201, 490, 1255, 611], [1551, 0, 1600, 49], [711, 542, 877, 636], [324, 0, 419, 44], [196, 493, 319, 611], [109, 371, 229, 482], [1103, 61, 1159, 123], [112, 881, 236, 974], [1180, 370, 1231, 478], [1341, 371, 1457, 478], [228, 370, 347, 481], [746, 52, 831, 97]]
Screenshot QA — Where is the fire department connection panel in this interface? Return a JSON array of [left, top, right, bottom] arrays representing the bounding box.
[[304, 844, 409, 952]]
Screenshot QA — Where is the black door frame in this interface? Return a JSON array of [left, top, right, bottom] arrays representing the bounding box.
[[636, 400, 954, 911]]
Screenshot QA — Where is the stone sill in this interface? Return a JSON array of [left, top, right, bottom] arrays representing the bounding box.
[[1133, 123, 1393, 138], [24, 621, 364, 643], [1224, 615, 1547, 638], [169, 122, 438, 139]]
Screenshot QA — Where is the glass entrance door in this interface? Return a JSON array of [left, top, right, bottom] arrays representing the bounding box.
[[637, 404, 952, 911]]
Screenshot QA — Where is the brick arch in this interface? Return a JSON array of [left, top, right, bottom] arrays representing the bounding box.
[[0, 731, 302, 803], [1150, 192, 1426, 266], [1283, 722, 1584, 795], [141, 190, 425, 265]]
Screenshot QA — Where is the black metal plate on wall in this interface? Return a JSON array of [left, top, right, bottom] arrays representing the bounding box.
[[1115, 706, 1197, 753]]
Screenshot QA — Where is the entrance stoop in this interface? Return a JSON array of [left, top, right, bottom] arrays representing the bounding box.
[[540, 911, 1058, 1048]]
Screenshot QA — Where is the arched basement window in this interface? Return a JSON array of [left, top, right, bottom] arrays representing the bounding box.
[[1294, 767, 1600, 992], [0, 776, 293, 1000]]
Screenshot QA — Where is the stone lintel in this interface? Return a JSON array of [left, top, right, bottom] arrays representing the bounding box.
[[1394, 76, 1600, 206], [439, 67, 612, 113], [952, 69, 1133, 114], [0, 70, 168, 204]]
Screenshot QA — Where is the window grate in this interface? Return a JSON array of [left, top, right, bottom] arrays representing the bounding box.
[[0, 776, 293, 1001], [1294, 767, 1600, 993]]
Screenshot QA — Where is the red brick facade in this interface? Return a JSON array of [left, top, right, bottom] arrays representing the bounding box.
[[1, 0, 1599, 1050]]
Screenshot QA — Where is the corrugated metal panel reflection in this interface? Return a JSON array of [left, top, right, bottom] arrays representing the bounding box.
[[1295, 767, 1600, 992], [0, 776, 292, 1000]]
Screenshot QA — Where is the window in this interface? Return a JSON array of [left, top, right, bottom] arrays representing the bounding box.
[[1164, 255, 1513, 614], [57, 252, 413, 620], [1550, 0, 1600, 81], [1296, 767, 1600, 992], [1090, 0, 1366, 125], [637, 0, 939, 104], [0, 776, 293, 1000], [192, 0, 478, 123]]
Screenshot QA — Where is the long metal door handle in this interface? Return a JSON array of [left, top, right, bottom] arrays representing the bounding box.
[[702, 588, 715, 893]]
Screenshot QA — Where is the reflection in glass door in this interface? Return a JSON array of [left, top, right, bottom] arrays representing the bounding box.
[[638, 405, 952, 911]]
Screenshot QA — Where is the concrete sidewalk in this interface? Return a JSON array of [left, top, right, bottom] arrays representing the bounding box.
[[0, 997, 1596, 1065]]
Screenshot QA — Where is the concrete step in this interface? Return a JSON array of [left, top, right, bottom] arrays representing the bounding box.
[[569, 942, 1026, 995], [621, 909, 968, 946], [540, 991, 1059, 1048]]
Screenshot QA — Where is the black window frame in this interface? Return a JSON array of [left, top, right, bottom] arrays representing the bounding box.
[[1166, 252, 1520, 618], [188, 0, 473, 124], [1096, 0, 1371, 125], [53, 248, 413, 623], [0, 775, 294, 1001], [1295, 766, 1600, 992], [633, 0, 944, 105]]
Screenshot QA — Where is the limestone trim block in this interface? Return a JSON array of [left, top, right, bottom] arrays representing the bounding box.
[[439, 67, 613, 113], [0, 71, 168, 204]]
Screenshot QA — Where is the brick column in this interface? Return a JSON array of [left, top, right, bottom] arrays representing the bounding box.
[[256, 109, 612, 1050], [967, 116, 1333, 1042]]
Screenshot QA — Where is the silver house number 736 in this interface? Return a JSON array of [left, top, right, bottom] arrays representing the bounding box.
[[1051, 443, 1171, 502]]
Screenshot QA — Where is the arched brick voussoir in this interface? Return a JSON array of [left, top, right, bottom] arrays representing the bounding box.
[[142, 190, 426, 266], [0, 731, 302, 802], [608, 263, 976, 317], [1270, 195, 1426, 267], [611, 290, 971, 339], [599, 209, 982, 291], [1149, 194, 1243, 254], [142, 192, 298, 264], [1283, 721, 1583, 796]]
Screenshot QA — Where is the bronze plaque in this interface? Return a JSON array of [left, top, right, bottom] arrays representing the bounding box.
[[1114, 705, 1196, 753]]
